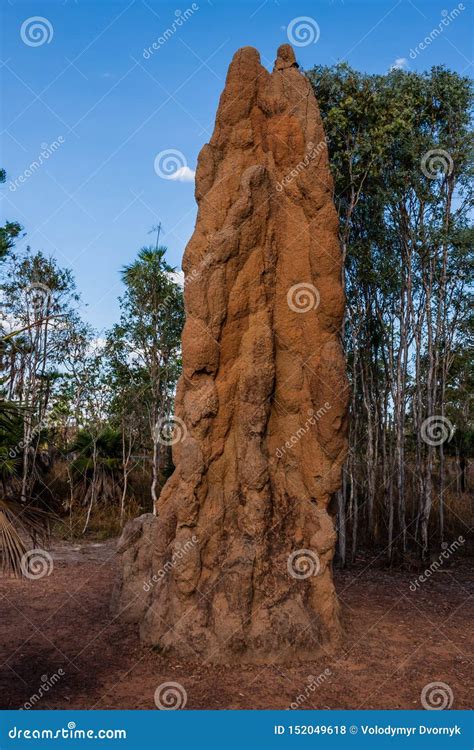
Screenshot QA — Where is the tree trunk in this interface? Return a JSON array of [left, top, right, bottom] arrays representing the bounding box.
[[150, 433, 158, 516], [82, 440, 98, 534]]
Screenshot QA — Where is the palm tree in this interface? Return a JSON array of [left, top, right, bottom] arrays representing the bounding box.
[[69, 427, 123, 533], [0, 334, 50, 576]]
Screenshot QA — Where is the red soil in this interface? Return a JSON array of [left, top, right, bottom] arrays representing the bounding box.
[[0, 539, 471, 710]]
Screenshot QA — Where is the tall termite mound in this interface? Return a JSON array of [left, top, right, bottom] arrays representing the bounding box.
[[115, 44, 348, 663]]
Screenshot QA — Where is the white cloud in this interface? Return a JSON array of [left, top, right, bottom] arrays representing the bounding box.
[[169, 166, 195, 183], [170, 270, 185, 287], [88, 337, 107, 354], [390, 57, 408, 70]]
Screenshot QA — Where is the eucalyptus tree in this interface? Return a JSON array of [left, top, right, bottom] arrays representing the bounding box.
[[105, 331, 148, 524], [0, 169, 22, 261], [308, 63, 473, 561], [67, 345, 113, 533], [0, 249, 82, 504], [0, 191, 50, 573], [108, 246, 184, 511]]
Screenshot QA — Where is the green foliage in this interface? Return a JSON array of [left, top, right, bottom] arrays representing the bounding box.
[[69, 427, 122, 476], [107, 245, 184, 452], [118, 245, 184, 370], [0, 498, 51, 576], [307, 63, 473, 558], [105, 244, 185, 509], [308, 62, 472, 386], [0, 169, 22, 262], [0, 406, 22, 483], [0, 363, 37, 576]]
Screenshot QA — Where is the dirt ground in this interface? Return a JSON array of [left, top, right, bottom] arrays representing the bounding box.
[[1, 539, 472, 710]]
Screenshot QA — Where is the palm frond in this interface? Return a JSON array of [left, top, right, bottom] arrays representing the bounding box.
[[0, 499, 52, 577], [0, 501, 29, 576]]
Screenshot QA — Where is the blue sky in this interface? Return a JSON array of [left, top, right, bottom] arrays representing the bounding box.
[[1, 0, 472, 332]]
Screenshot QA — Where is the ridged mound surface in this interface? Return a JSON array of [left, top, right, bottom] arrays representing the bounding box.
[[115, 44, 348, 663]]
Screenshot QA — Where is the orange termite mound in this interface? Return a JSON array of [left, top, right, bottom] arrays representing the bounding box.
[[114, 44, 348, 663]]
